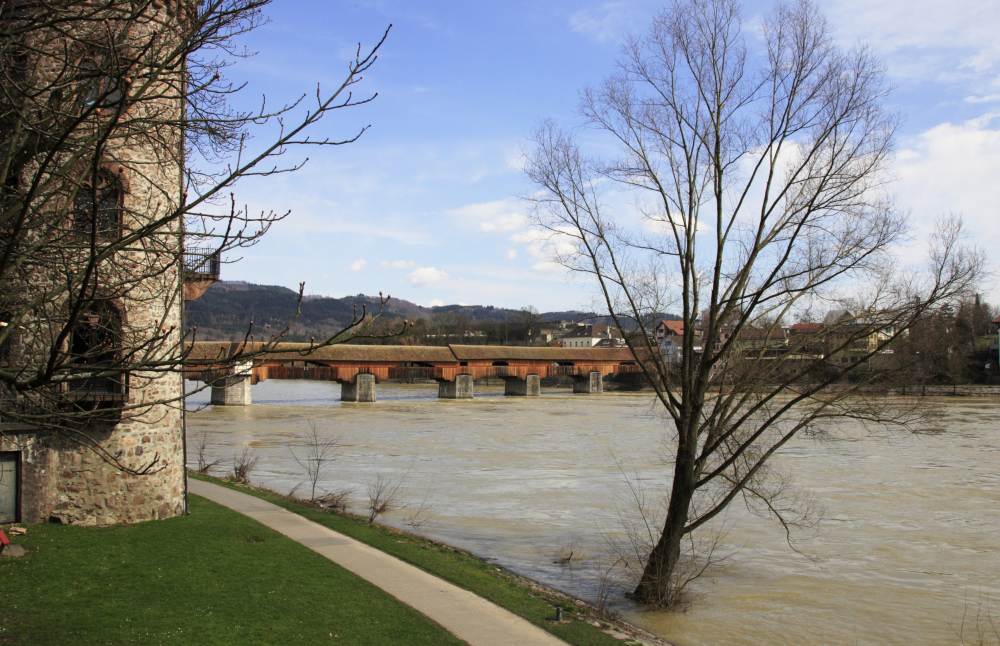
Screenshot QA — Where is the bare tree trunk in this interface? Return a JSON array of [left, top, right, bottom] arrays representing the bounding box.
[[633, 449, 694, 604]]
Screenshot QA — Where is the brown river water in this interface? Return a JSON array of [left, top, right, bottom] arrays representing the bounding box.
[[185, 381, 1000, 645]]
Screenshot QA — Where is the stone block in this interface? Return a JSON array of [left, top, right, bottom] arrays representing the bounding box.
[[341, 373, 376, 402], [573, 371, 604, 394], [504, 374, 541, 396], [438, 374, 474, 399]]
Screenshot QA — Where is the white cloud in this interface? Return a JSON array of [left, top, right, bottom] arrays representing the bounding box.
[[825, 0, 1000, 80], [511, 227, 578, 273], [892, 112, 1000, 296], [449, 197, 580, 275], [448, 198, 529, 233], [504, 150, 527, 173], [531, 260, 567, 274], [965, 94, 1000, 105], [279, 211, 432, 245], [349, 258, 367, 272], [380, 259, 417, 270], [427, 298, 444, 307], [407, 266, 449, 287], [569, 1, 635, 43]]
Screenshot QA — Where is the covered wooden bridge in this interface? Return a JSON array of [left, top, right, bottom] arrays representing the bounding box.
[[185, 342, 639, 405]]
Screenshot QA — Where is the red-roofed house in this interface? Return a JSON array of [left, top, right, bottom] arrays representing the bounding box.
[[654, 319, 685, 341], [654, 319, 687, 363], [785, 322, 824, 335]]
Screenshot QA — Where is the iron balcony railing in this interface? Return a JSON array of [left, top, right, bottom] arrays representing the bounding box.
[[64, 368, 127, 403], [182, 246, 221, 281]]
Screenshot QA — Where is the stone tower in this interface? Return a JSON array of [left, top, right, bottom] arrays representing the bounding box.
[[0, 0, 205, 525]]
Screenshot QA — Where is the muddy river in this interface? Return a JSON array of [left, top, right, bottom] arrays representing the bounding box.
[[185, 381, 1000, 645]]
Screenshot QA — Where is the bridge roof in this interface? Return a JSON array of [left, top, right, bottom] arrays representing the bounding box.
[[186, 341, 635, 364], [447, 344, 634, 362], [186, 342, 456, 363]]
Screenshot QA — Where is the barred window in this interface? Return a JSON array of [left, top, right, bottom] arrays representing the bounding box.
[[73, 170, 122, 237], [68, 301, 125, 398]]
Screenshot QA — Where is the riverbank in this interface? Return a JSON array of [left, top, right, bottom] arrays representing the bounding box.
[[190, 473, 666, 646], [0, 495, 463, 645]]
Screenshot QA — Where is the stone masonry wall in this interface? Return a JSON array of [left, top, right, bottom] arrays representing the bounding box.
[[0, 2, 189, 526]]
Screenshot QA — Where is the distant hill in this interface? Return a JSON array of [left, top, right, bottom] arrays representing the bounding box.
[[185, 281, 616, 341]]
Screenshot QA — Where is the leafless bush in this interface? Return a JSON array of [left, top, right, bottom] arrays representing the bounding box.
[[366, 474, 404, 524], [231, 448, 257, 484], [403, 490, 433, 529], [594, 557, 627, 620], [192, 431, 221, 475], [289, 423, 341, 502], [316, 488, 353, 514]]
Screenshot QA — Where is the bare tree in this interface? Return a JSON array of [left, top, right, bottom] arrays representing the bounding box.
[[527, 0, 981, 607], [515, 306, 542, 345], [0, 0, 396, 477], [192, 429, 220, 474], [230, 446, 256, 484], [289, 422, 340, 502], [366, 473, 403, 525]]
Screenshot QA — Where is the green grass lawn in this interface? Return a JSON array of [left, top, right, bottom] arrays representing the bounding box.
[[0, 495, 463, 646], [192, 474, 632, 646]]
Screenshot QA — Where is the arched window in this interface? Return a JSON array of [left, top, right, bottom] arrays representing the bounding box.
[[77, 58, 125, 109], [73, 170, 122, 237], [68, 301, 126, 400]]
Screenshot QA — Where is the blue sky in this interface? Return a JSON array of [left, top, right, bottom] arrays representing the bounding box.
[[219, 0, 1000, 311]]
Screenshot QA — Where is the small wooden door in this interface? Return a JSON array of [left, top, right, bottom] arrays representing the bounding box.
[[0, 452, 18, 523]]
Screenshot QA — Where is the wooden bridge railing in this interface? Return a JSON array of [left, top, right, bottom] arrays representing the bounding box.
[[388, 366, 439, 381], [262, 365, 339, 381], [336, 365, 392, 382], [550, 363, 630, 378]]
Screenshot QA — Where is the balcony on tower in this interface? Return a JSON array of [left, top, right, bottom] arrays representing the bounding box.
[[182, 246, 221, 301]]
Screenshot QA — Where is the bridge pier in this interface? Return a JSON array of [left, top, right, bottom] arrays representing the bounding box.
[[573, 371, 603, 394], [504, 374, 541, 396], [341, 373, 376, 402], [209, 361, 254, 406], [438, 374, 474, 399]]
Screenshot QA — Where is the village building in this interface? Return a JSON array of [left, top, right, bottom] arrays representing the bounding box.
[[653, 319, 685, 362], [558, 323, 625, 348]]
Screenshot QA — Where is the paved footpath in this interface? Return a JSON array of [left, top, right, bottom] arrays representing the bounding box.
[[190, 479, 568, 646]]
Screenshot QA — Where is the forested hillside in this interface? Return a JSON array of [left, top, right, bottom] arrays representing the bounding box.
[[184, 281, 600, 342]]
